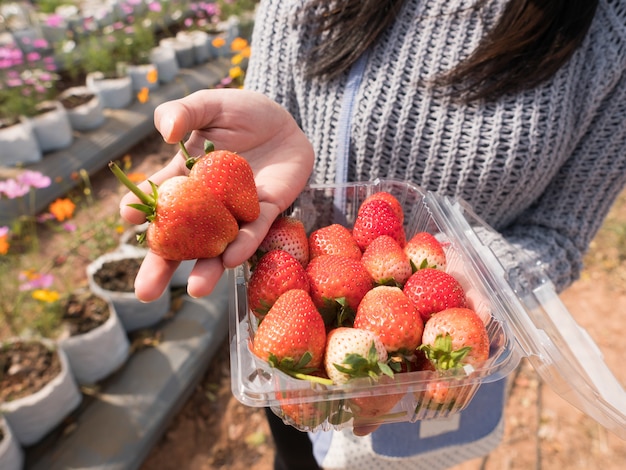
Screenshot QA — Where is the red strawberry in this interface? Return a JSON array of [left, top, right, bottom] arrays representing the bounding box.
[[420, 307, 490, 370], [308, 223, 362, 260], [404, 232, 447, 271], [305, 255, 373, 327], [186, 147, 260, 223], [354, 286, 424, 355], [277, 399, 347, 430], [247, 250, 310, 318], [362, 191, 404, 223], [415, 307, 489, 407], [350, 379, 405, 420], [352, 199, 406, 251], [323, 327, 390, 385], [403, 268, 467, 322], [361, 235, 412, 286], [252, 289, 326, 372], [110, 162, 240, 260], [258, 216, 309, 268]]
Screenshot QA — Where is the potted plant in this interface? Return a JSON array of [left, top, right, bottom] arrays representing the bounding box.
[[0, 415, 23, 470], [56, 288, 130, 385], [0, 337, 82, 447], [58, 85, 106, 132], [0, 41, 72, 161], [87, 249, 171, 332]]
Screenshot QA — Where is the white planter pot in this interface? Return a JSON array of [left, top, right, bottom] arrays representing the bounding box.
[[125, 63, 159, 92], [0, 118, 42, 167], [0, 339, 82, 447], [0, 416, 23, 470], [87, 250, 171, 332], [86, 72, 133, 109], [59, 86, 106, 131], [119, 223, 194, 288], [29, 101, 74, 153], [159, 37, 195, 69], [177, 30, 212, 64], [57, 296, 130, 385], [150, 46, 179, 83]]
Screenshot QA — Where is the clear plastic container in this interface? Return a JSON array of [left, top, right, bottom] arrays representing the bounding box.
[[228, 179, 626, 437]]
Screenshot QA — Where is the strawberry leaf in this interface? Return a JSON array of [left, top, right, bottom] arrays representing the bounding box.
[[419, 333, 472, 371]]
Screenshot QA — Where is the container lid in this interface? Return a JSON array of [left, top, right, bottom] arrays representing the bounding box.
[[425, 191, 626, 440]]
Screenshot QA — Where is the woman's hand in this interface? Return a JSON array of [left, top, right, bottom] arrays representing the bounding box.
[[119, 89, 314, 301]]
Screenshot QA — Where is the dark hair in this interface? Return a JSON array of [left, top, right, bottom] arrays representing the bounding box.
[[301, 0, 599, 101]]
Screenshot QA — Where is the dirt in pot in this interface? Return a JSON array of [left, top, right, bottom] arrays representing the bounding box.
[[60, 93, 96, 110], [0, 341, 62, 402], [62, 291, 111, 335], [93, 257, 143, 292]]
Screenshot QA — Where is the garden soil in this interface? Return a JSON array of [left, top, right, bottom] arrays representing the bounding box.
[[45, 135, 626, 469]]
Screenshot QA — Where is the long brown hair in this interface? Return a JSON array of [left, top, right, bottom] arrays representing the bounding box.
[[301, 0, 599, 101]]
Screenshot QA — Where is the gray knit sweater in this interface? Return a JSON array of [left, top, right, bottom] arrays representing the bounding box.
[[244, 0, 626, 293]]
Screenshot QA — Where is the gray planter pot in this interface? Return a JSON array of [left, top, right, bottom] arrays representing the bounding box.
[[86, 72, 133, 110], [0, 416, 23, 470]]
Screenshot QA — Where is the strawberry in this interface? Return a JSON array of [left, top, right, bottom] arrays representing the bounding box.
[[403, 268, 467, 322], [417, 307, 490, 407], [109, 140, 260, 261], [183, 141, 260, 223], [308, 223, 362, 260], [420, 307, 489, 371], [353, 285, 424, 355], [361, 235, 412, 286], [247, 250, 310, 318], [252, 289, 326, 373], [362, 191, 404, 223], [258, 216, 309, 268], [323, 326, 402, 421], [305, 255, 373, 327], [352, 198, 406, 251], [323, 327, 391, 385], [110, 163, 240, 260], [404, 232, 447, 271]]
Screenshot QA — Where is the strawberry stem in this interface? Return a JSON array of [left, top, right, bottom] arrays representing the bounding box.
[[108, 162, 156, 207], [180, 139, 216, 170]]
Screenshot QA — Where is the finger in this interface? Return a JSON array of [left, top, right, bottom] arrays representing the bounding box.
[[221, 201, 282, 269], [187, 257, 226, 298], [134, 252, 180, 302]]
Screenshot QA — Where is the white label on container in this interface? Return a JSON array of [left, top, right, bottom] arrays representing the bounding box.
[[419, 414, 461, 438]]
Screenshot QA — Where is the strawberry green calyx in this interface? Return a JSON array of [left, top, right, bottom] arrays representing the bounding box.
[[180, 139, 216, 170], [108, 161, 158, 222], [333, 343, 394, 381], [419, 333, 471, 371]]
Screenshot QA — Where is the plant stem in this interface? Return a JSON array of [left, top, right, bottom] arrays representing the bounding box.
[[108, 161, 155, 206]]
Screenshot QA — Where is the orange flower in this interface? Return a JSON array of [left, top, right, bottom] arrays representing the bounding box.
[[127, 172, 147, 183], [146, 68, 158, 84], [212, 37, 226, 48], [0, 234, 9, 255], [230, 37, 249, 52], [49, 198, 76, 222], [137, 87, 150, 104]]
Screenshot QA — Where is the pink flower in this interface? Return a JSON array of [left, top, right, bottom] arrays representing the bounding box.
[[17, 171, 51, 189], [26, 51, 42, 62], [32, 39, 49, 49], [19, 271, 55, 291], [45, 14, 64, 28], [148, 2, 162, 12], [0, 226, 9, 237], [0, 179, 29, 199]]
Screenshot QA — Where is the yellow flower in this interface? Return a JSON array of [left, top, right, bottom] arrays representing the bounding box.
[[229, 66, 243, 80], [0, 234, 9, 255], [146, 68, 158, 84], [49, 198, 76, 222], [115, 225, 125, 234], [137, 87, 150, 104], [230, 37, 249, 52], [231, 53, 243, 66], [212, 37, 226, 48], [32, 289, 60, 303]]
